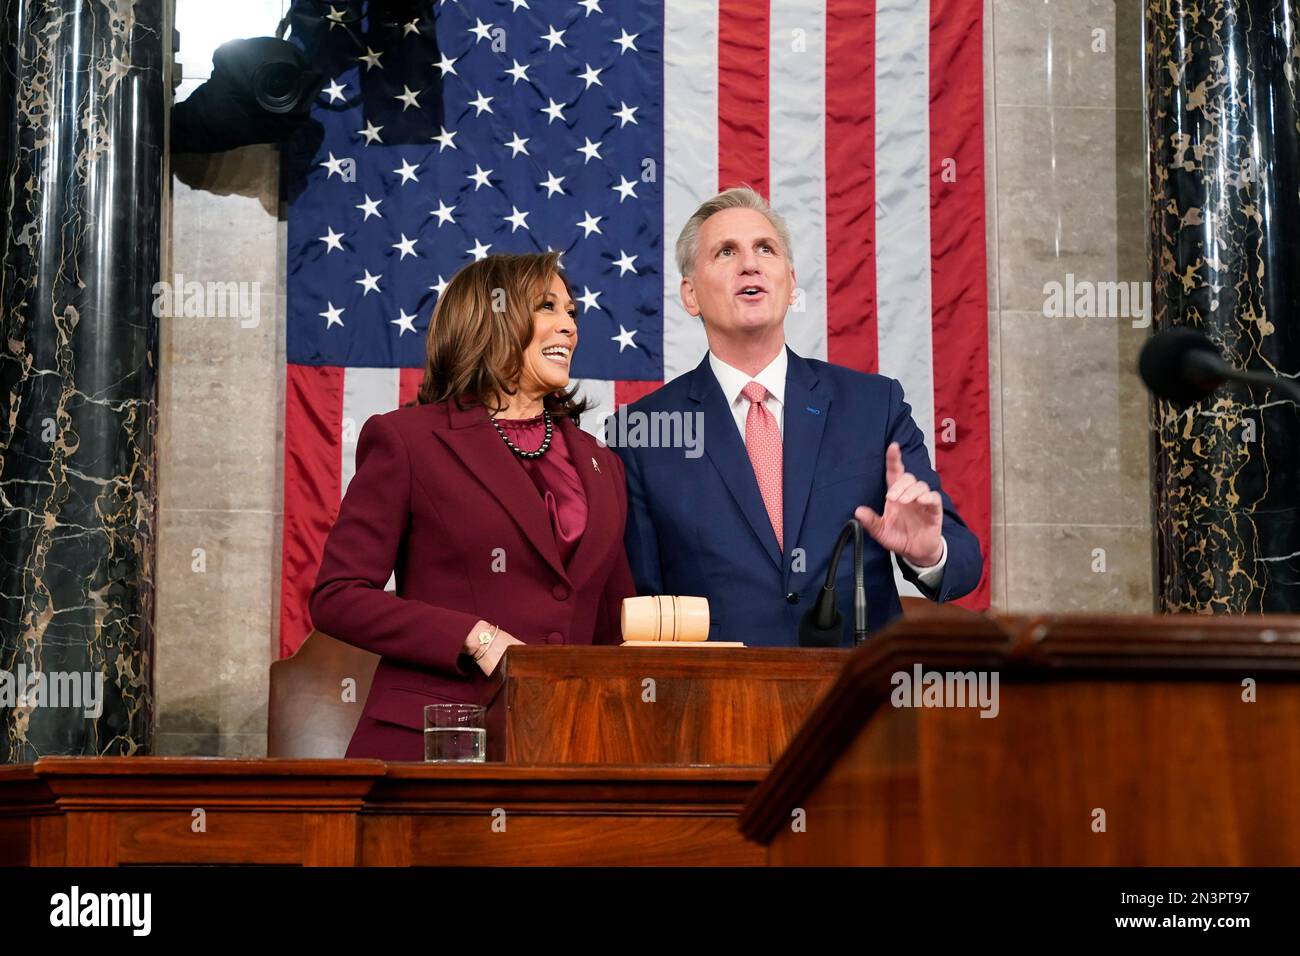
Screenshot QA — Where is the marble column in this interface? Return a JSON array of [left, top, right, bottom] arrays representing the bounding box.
[[1146, 0, 1300, 612], [0, 0, 167, 760]]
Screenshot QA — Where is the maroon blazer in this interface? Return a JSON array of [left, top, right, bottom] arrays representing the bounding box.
[[308, 399, 635, 760]]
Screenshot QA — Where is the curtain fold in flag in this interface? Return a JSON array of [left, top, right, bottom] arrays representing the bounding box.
[[278, 0, 990, 658]]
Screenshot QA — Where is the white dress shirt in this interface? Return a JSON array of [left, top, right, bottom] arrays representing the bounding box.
[[710, 348, 789, 438], [708, 348, 947, 586]]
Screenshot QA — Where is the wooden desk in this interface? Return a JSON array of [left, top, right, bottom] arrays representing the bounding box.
[[1, 647, 842, 866], [0, 757, 765, 866], [487, 646, 848, 764]]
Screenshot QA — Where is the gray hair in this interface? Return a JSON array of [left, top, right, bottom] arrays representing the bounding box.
[[674, 186, 794, 277]]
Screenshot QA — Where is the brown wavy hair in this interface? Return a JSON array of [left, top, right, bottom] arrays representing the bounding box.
[[417, 251, 589, 422]]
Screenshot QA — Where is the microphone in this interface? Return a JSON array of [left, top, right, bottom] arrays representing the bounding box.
[[1138, 327, 1300, 406], [798, 519, 869, 648]]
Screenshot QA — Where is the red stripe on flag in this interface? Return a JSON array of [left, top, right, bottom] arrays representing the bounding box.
[[825, 0, 878, 373], [930, 0, 991, 610], [278, 364, 345, 658], [615, 380, 662, 408], [398, 367, 423, 407], [718, 0, 771, 195]]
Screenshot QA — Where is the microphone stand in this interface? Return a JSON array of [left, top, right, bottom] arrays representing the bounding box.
[[798, 519, 869, 647], [852, 520, 867, 646]]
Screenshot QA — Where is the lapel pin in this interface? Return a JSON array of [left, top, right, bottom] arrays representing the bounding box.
[[592, 457, 601, 473], [806, 406, 821, 415]]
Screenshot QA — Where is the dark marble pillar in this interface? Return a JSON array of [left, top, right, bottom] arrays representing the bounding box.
[[0, 0, 166, 760], [1146, 0, 1300, 612]]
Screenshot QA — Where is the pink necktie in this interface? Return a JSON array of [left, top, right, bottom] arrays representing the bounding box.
[[741, 381, 783, 551]]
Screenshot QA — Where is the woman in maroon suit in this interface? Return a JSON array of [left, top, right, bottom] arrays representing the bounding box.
[[309, 251, 635, 760]]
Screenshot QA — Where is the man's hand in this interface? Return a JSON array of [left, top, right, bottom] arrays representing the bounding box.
[[854, 442, 944, 568]]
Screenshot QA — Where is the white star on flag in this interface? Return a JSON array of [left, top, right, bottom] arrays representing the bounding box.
[[613, 101, 639, 127], [393, 309, 418, 335], [320, 153, 348, 178], [322, 79, 347, 103], [503, 206, 530, 232], [613, 250, 638, 276], [319, 302, 344, 328], [393, 234, 418, 259], [504, 132, 530, 157], [505, 60, 531, 84], [613, 176, 638, 202], [540, 172, 565, 197], [612, 324, 638, 352], [540, 98, 567, 124], [394, 85, 421, 110], [432, 126, 458, 151], [577, 137, 602, 163], [319, 227, 344, 252], [431, 200, 456, 226], [393, 159, 420, 184], [468, 165, 493, 190]]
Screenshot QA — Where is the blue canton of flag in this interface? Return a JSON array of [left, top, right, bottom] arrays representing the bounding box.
[[284, 0, 664, 380]]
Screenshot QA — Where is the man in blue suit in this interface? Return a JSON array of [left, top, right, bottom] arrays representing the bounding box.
[[608, 187, 982, 646]]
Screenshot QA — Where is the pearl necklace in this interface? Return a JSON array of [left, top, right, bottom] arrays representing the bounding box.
[[491, 409, 553, 459]]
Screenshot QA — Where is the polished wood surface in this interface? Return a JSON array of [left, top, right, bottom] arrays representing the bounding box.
[[0, 757, 379, 866], [486, 646, 848, 764], [0, 757, 763, 866], [363, 764, 764, 866], [740, 613, 1300, 865]]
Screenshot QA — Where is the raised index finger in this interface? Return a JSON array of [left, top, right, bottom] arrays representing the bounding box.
[[885, 442, 905, 486]]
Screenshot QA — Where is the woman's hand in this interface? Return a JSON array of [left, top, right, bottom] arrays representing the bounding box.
[[463, 620, 524, 676]]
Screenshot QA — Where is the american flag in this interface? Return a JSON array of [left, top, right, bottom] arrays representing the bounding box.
[[278, 0, 990, 657]]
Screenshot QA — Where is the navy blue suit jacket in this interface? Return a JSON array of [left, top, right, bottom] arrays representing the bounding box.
[[609, 348, 982, 646]]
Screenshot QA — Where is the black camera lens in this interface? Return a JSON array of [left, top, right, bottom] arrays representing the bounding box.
[[252, 61, 303, 113]]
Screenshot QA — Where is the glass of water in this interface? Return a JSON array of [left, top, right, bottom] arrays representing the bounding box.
[[423, 704, 486, 763]]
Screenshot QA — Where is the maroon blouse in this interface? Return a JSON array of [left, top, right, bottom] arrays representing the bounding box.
[[496, 414, 588, 566]]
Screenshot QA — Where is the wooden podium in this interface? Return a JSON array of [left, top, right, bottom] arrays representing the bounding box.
[[740, 612, 1300, 865], [485, 646, 848, 764]]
